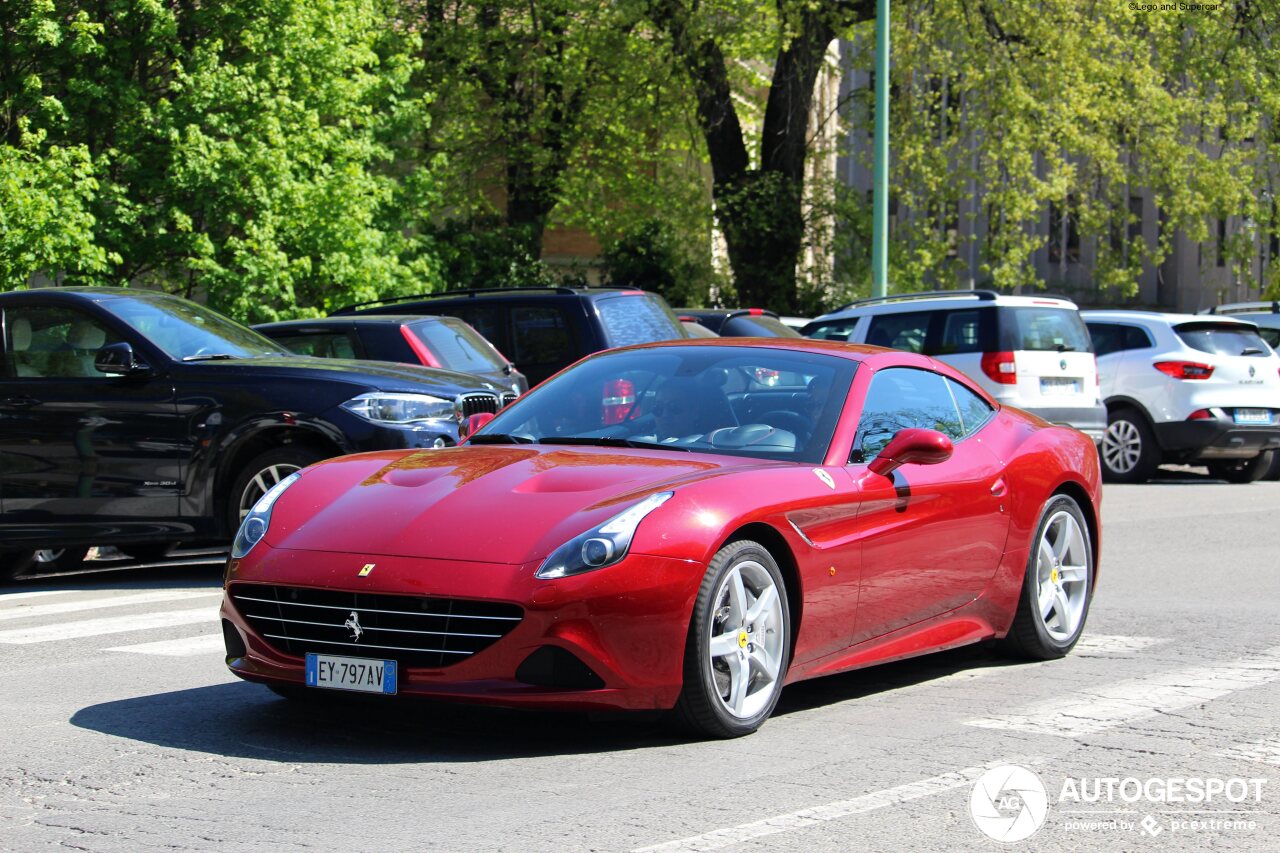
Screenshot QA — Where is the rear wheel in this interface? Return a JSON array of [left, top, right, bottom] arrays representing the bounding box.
[[1206, 452, 1274, 484], [673, 540, 790, 738], [1001, 495, 1094, 660], [1, 547, 90, 582], [227, 446, 324, 533], [1100, 409, 1159, 483]]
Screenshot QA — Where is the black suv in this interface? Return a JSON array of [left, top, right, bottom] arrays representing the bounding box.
[[252, 315, 530, 395], [332, 286, 689, 386], [0, 287, 511, 579]]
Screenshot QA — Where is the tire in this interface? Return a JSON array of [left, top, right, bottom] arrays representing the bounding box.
[[673, 539, 791, 738], [1, 547, 90, 582], [118, 543, 180, 563], [1001, 495, 1094, 660], [1099, 408, 1159, 483], [227, 446, 324, 534], [1206, 452, 1274, 484], [1264, 451, 1280, 482]]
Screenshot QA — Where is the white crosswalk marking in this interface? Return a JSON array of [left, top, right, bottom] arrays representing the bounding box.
[[0, 588, 80, 602], [966, 645, 1280, 737], [0, 607, 218, 645], [104, 632, 223, 656], [0, 589, 218, 622]]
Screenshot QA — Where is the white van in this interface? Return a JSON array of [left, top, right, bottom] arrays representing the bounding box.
[[803, 290, 1106, 442]]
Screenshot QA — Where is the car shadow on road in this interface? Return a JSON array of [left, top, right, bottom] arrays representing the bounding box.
[[69, 681, 686, 763]]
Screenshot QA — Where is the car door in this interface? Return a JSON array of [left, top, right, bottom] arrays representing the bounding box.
[[0, 301, 184, 544], [847, 367, 1010, 644]]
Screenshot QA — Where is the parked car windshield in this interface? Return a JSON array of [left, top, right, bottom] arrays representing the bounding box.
[[412, 319, 508, 371], [474, 345, 856, 463], [111, 296, 285, 360]]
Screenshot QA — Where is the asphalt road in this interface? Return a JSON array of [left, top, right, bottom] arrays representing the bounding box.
[[2, 471, 1278, 852]]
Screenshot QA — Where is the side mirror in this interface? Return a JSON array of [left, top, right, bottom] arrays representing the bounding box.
[[464, 412, 496, 438], [867, 428, 953, 478], [95, 342, 150, 376]]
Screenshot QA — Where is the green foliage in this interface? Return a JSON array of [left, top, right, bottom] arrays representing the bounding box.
[[600, 217, 718, 306]]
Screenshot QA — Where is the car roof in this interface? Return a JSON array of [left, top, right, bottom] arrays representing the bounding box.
[[812, 289, 1078, 321], [1081, 309, 1259, 328], [0, 286, 181, 304], [677, 307, 781, 319], [333, 286, 655, 314], [1200, 301, 1280, 316], [254, 315, 456, 330]]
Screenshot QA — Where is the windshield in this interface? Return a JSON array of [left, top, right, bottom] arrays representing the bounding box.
[[1174, 322, 1272, 357], [473, 346, 857, 463], [111, 296, 285, 360], [723, 315, 803, 338], [413, 319, 507, 371]]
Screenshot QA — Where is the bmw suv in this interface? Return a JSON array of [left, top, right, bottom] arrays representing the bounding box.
[[0, 287, 512, 579], [803, 290, 1106, 441], [1083, 310, 1280, 483]]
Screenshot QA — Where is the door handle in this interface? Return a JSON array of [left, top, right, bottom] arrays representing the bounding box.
[[989, 478, 1007, 497], [2, 396, 39, 408]]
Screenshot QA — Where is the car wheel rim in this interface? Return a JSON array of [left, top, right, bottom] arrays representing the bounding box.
[[707, 559, 785, 720], [239, 464, 302, 522], [1102, 419, 1141, 474], [1035, 510, 1089, 642], [33, 549, 65, 565]]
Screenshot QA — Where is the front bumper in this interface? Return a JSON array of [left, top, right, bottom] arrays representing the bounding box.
[[1019, 401, 1107, 443], [333, 408, 464, 451], [1153, 409, 1280, 460], [221, 545, 704, 711]]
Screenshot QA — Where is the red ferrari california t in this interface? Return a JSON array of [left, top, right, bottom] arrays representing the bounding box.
[[221, 339, 1101, 737]]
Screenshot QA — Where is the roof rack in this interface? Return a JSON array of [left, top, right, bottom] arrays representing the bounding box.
[[1204, 301, 1280, 315], [332, 285, 604, 315], [830, 289, 1000, 313]]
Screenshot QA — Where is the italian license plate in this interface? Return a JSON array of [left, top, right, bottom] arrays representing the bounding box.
[[305, 653, 397, 694], [1040, 376, 1082, 395], [1234, 408, 1274, 425]]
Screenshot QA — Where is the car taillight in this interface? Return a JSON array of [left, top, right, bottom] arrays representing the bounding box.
[[602, 379, 635, 425], [1187, 409, 1214, 420], [1153, 361, 1214, 380], [400, 326, 440, 368], [980, 351, 1018, 385]]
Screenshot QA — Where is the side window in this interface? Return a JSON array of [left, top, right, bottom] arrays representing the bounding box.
[[1086, 323, 1122, 357], [1123, 325, 1154, 350], [946, 378, 995, 436], [852, 368, 963, 462], [271, 331, 357, 359], [511, 306, 573, 366], [866, 311, 930, 353], [5, 305, 124, 379], [936, 310, 983, 354], [804, 319, 857, 341]]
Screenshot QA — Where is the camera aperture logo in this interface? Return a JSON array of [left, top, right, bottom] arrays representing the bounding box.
[[970, 765, 1050, 843]]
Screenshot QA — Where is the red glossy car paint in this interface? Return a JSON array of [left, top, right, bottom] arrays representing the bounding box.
[[221, 340, 1102, 716]]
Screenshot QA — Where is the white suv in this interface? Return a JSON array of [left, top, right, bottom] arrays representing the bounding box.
[[1198, 301, 1280, 350], [1083, 310, 1280, 483], [802, 290, 1106, 441]]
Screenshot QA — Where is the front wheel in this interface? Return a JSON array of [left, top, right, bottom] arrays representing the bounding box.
[[227, 446, 324, 534], [1, 547, 91, 582], [1001, 495, 1094, 660], [1206, 452, 1274, 484], [673, 540, 790, 738]]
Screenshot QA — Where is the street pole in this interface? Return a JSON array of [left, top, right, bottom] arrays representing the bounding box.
[[871, 0, 890, 298]]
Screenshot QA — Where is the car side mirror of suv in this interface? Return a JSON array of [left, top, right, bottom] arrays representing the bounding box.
[[867, 428, 953, 478], [95, 342, 150, 376]]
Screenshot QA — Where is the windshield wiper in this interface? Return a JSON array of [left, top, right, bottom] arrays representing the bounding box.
[[540, 436, 692, 451], [468, 433, 538, 444], [182, 353, 240, 362]]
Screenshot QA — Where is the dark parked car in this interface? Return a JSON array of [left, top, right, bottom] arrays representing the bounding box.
[[676, 308, 803, 338], [333, 286, 690, 386], [0, 287, 513, 579], [252, 315, 529, 396]]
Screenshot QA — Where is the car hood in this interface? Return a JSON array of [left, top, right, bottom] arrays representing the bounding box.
[[269, 445, 760, 562], [196, 355, 499, 394]]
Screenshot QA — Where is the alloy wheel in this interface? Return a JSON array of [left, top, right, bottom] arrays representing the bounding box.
[[1034, 510, 1090, 641], [707, 559, 785, 720], [1101, 419, 1142, 474], [238, 463, 302, 523]]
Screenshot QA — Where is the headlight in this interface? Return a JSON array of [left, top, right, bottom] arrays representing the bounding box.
[[341, 392, 457, 424], [230, 471, 301, 558], [536, 491, 673, 579]]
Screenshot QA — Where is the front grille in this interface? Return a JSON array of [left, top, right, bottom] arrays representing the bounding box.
[[501, 391, 518, 407], [459, 393, 501, 418], [229, 583, 522, 669]]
